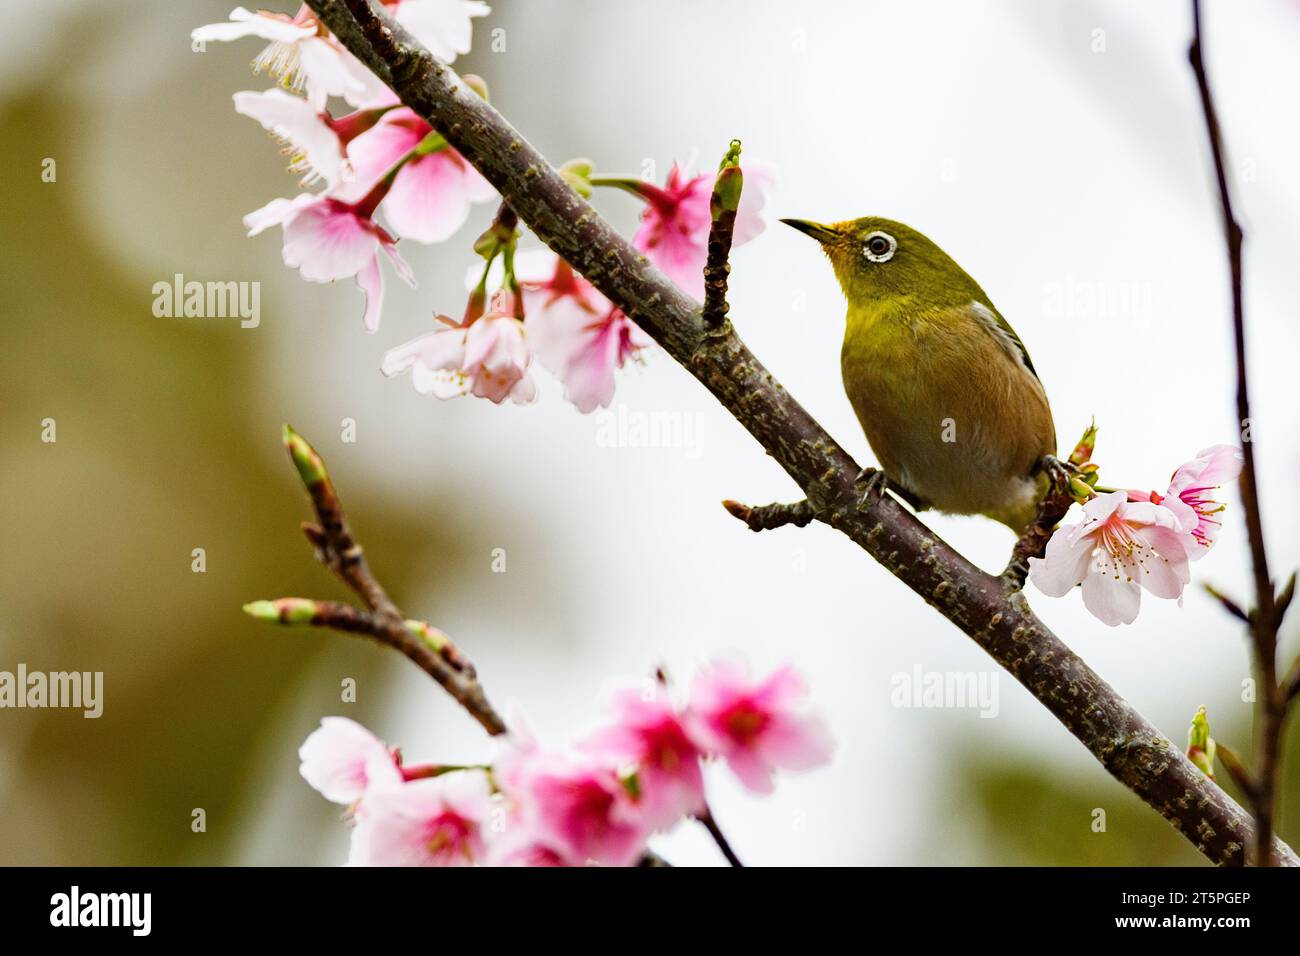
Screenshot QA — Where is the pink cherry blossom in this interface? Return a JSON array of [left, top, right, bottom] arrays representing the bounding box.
[[233, 89, 351, 189], [385, 0, 492, 62], [485, 830, 573, 867], [348, 772, 494, 866], [631, 161, 773, 299], [339, 107, 496, 243], [298, 716, 402, 806], [193, 6, 355, 109], [1029, 490, 1193, 626], [507, 751, 649, 867], [1129, 445, 1243, 560], [580, 686, 704, 830], [684, 660, 834, 794], [382, 311, 536, 404], [506, 249, 652, 412], [245, 193, 415, 332]]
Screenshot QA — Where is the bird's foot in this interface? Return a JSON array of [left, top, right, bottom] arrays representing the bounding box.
[[855, 467, 886, 508], [1036, 454, 1080, 493], [854, 467, 889, 509]]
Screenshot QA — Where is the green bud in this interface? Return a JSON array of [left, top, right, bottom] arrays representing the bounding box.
[[282, 424, 328, 488], [712, 165, 744, 218], [1069, 418, 1098, 468], [461, 74, 490, 101], [473, 227, 500, 259], [711, 139, 744, 218], [243, 597, 318, 625], [1068, 476, 1096, 503], [405, 619, 448, 652], [1186, 705, 1216, 779], [559, 158, 594, 199], [717, 138, 743, 171]]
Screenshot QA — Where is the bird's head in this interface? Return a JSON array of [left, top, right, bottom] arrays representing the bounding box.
[[781, 216, 979, 308]]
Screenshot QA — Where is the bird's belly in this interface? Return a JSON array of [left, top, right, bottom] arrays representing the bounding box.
[[842, 319, 1054, 517]]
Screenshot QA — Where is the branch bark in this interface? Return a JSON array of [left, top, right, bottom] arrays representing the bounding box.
[[305, 0, 1297, 866]]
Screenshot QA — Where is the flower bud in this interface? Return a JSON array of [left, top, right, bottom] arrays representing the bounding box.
[[243, 597, 319, 624], [559, 158, 594, 199], [711, 140, 744, 218], [1186, 705, 1216, 779], [1069, 419, 1098, 468], [461, 74, 490, 101], [282, 424, 328, 488], [1068, 476, 1096, 503]]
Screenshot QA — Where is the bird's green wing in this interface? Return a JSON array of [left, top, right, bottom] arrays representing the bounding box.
[[967, 300, 1041, 380]]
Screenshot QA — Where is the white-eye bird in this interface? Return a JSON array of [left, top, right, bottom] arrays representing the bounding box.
[[784, 216, 1057, 532]]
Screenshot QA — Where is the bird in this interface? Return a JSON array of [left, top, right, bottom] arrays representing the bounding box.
[[782, 215, 1057, 533]]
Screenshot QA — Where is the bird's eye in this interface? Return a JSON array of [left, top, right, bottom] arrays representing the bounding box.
[[863, 231, 896, 262]]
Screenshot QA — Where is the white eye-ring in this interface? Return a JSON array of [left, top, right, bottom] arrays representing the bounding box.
[[862, 231, 897, 263]]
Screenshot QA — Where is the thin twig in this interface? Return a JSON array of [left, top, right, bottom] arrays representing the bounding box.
[[274, 427, 508, 736], [702, 140, 743, 330], [284, 425, 399, 619], [245, 597, 503, 734], [303, 0, 1298, 866], [696, 808, 744, 867], [1189, 0, 1285, 866], [1216, 743, 1260, 804], [1203, 583, 1251, 624]]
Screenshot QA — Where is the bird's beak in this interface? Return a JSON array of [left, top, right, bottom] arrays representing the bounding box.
[[780, 218, 840, 244]]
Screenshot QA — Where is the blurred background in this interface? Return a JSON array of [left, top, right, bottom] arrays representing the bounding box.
[[2, 0, 1298, 866]]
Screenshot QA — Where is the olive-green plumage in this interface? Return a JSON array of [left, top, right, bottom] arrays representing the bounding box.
[[783, 216, 1056, 532]]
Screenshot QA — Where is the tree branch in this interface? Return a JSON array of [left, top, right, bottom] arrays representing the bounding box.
[[304, 0, 1298, 866], [1189, 0, 1288, 865], [271, 427, 507, 736]]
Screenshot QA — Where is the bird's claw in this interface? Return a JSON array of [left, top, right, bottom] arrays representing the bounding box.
[[855, 467, 889, 509], [1037, 454, 1079, 493]]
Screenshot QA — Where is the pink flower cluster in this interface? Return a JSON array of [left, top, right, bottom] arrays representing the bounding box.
[[1029, 445, 1243, 626], [198, 7, 776, 413], [300, 660, 833, 866], [381, 151, 775, 411], [383, 250, 652, 409], [196, 3, 497, 331]]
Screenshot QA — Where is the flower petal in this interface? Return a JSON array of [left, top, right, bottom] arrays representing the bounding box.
[[192, 7, 313, 44], [1081, 568, 1141, 626], [281, 200, 379, 281], [233, 88, 346, 188], [356, 254, 384, 332], [383, 152, 476, 243]]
